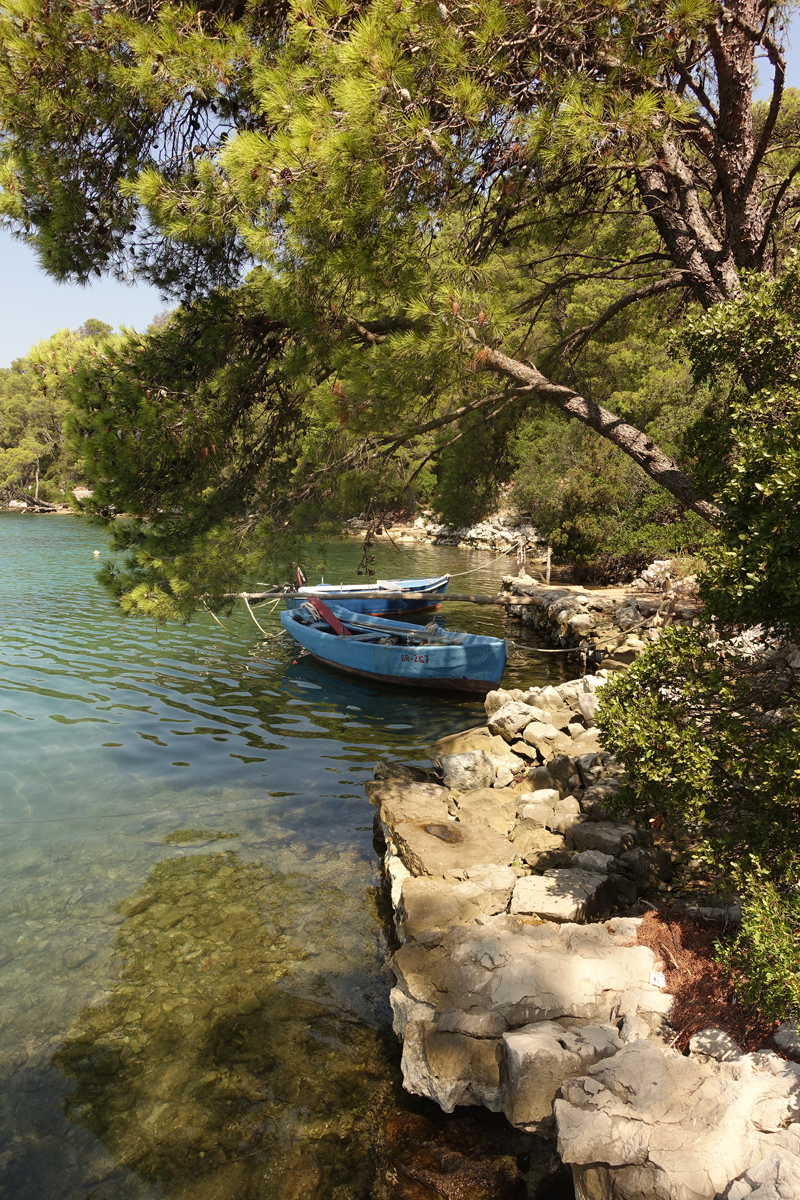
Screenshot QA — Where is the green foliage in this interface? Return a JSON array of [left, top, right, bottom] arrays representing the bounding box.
[[0, 323, 108, 500], [681, 260, 800, 635], [716, 872, 800, 1023], [598, 626, 800, 1017]]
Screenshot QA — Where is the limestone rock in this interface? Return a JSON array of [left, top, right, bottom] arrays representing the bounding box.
[[689, 1027, 742, 1063], [774, 1022, 800, 1055], [569, 821, 643, 856], [374, 760, 436, 783], [570, 729, 604, 757], [440, 749, 495, 792], [425, 725, 508, 764], [517, 804, 554, 829], [577, 693, 599, 725], [452, 788, 517, 836], [510, 870, 616, 923], [527, 764, 563, 793], [723, 1151, 800, 1199], [484, 688, 517, 718], [616, 845, 673, 885], [547, 754, 575, 789], [548, 812, 585, 836], [365, 777, 450, 813], [556, 1040, 800, 1200], [392, 819, 516, 877], [386, 851, 412, 910], [399, 869, 516, 940], [392, 914, 670, 1034], [510, 823, 565, 866], [522, 720, 561, 744], [503, 1021, 622, 1130], [518, 787, 560, 809], [488, 701, 548, 741], [398, 1019, 504, 1112], [573, 850, 613, 874]]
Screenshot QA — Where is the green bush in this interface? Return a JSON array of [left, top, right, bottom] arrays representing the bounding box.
[[597, 626, 800, 1018]]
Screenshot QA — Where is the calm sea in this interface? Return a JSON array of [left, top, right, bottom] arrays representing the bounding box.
[[0, 513, 563, 1199]]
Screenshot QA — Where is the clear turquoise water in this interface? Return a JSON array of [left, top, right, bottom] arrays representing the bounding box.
[[0, 514, 562, 1199]]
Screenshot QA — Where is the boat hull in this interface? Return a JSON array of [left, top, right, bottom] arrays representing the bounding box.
[[280, 605, 506, 695], [283, 575, 448, 617]]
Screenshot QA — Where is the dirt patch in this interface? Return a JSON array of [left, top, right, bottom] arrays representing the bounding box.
[[637, 910, 786, 1055]]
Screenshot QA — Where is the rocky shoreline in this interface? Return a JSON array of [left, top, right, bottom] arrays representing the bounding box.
[[500, 573, 701, 671], [367, 675, 800, 1199]]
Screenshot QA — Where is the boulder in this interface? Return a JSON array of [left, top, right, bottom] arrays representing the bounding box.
[[488, 701, 548, 741], [522, 720, 561, 744], [510, 870, 616, 923], [547, 754, 575, 789], [440, 749, 495, 792], [392, 819, 517, 878], [616, 845, 673, 886], [367, 783, 453, 836], [503, 1021, 622, 1130], [484, 688, 518, 717], [518, 803, 555, 829], [569, 821, 643, 856], [774, 1022, 800, 1055], [573, 850, 614, 874], [511, 823, 566, 865], [425, 726, 508, 764], [544, 708, 578, 732], [574, 753, 604, 787], [577, 693, 599, 724], [689, 1028, 742, 1063], [399, 869, 516, 940], [517, 787, 560, 809], [723, 1151, 800, 1199], [395, 1019, 505, 1112], [556, 1040, 800, 1200], [569, 729, 604, 757]]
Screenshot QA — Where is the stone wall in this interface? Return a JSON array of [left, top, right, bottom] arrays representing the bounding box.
[[502, 580, 701, 669], [367, 675, 800, 1200]]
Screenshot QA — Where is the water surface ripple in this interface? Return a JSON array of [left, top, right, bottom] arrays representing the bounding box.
[[0, 514, 563, 1198]]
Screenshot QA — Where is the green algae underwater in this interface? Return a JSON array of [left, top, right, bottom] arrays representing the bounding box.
[[0, 514, 565, 1199]]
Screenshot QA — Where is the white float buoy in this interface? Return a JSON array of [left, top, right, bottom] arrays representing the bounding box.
[[93, 550, 100, 556]]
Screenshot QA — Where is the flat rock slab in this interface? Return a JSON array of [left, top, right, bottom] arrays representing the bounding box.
[[452, 788, 517, 836], [365, 778, 450, 812], [510, 870, 616, 923], [556, 1040, 800, 1200], [400, 869, 517, 940], [392, 819, 517, 878], [392, 914, 670, 1032], [365, 780, 453, 835]]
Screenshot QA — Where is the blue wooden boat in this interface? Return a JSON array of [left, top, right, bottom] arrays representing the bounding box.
[[280, 600, 506, 695], [283, 574, 449, 617]]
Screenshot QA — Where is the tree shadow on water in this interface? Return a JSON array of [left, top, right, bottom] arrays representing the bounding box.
[[52, 848, 396, 1200]]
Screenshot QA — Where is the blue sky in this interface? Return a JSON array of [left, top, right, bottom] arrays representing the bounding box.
[[0, 36, 798, 368]]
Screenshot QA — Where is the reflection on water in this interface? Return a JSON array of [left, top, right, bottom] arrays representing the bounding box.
[[52, 849, 395, 1199], [0, 515, 567, 1198]]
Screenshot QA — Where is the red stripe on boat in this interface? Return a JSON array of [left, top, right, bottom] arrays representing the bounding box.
[[307, 598, 351, 636]]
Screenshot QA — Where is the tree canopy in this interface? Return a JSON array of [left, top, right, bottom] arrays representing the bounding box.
[[1, 0, 799, 612]]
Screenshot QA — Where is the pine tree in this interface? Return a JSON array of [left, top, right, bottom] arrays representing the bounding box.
[[1, 0, 797, 612]]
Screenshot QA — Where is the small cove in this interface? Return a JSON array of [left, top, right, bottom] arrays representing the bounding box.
[[0, 513, 565, 1198]]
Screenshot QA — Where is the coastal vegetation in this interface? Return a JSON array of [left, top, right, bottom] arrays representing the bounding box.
[[0, 0, 798, 1015]]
